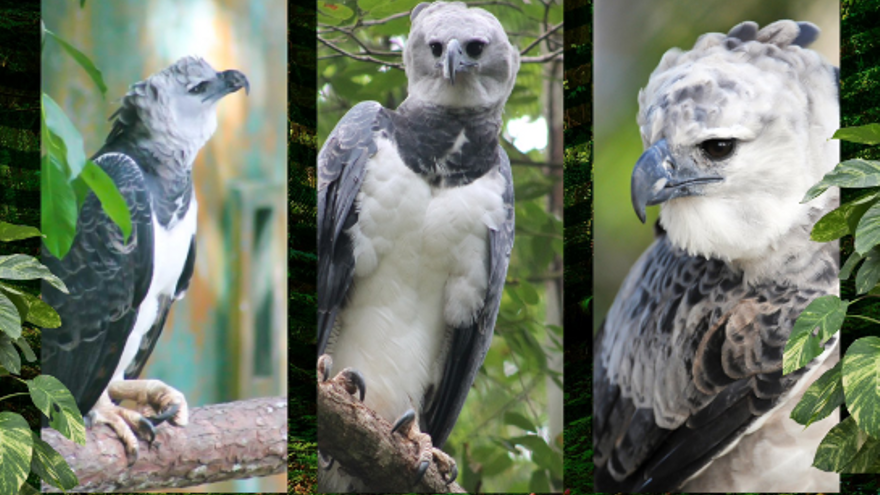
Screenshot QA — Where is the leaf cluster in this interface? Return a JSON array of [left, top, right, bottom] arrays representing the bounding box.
[[783, 124, 880, 473]]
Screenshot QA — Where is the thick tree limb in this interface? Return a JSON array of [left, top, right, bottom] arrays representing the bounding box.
[[318, 377, 465, 493], [41, 396, 287, 493]]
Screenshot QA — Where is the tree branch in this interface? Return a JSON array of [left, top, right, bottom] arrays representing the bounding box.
[[519, 22, 564, 56], [319, 377, 465, 493], [318, 36, 404, 70], [41, 396, 287, 493], [521, 48, 564, 63]]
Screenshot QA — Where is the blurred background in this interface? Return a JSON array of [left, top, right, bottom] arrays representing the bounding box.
[[593, 0, 840, 329], [318, 0, 563, 491], [41, 0, 287, 492]]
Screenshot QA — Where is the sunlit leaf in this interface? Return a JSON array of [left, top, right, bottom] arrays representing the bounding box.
[[813, 416, 867, 472], [80, 160, 132, 240], [0, 255, 68, 293], [0, 222, 42, 242], [27, 376, 86, 445], [42, 94, 87, 177], [791, 361, 844, 427], [0, 412, 32, 495], [783, 295, 847, 375], [833, 124, 880, 145], [40, 152, 77, 259], [842, 336, 880, 437], [802, 159, 880, 203]]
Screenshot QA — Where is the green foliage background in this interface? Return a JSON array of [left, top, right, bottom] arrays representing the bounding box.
[[318, 1, 564, 492]]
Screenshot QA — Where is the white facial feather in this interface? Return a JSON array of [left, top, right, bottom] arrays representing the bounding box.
[[637, 21, 839, 272]]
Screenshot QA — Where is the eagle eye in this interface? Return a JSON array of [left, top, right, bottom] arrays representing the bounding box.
[[466, 41, 485, 58], [189, 81, 209, 95], [700, 139, 736, 160], [430, 42, 442, 57]]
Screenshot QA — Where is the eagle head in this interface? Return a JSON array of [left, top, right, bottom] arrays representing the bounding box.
[[107, 56, 249, 168], [631, 20, 839, 264], [404, 1, 520, 109]]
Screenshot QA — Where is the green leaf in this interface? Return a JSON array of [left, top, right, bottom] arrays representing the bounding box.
[[518, 282, 540, 306], [843, 435, 880, 473], [811, 192, 879, 242], [19, 478, 40, 495], [0, 222, 42, 242], [856, 201, 880, 255], [0, 334, 21, 374], [13, 337, 36, 363], [802, 159, 880, 203], [318, 2, 355, 20], [0, 255, 68, 293], [503, 411, 536, 432], [833, 124, 880, 145], [26, 375, 86, 445], [510, 434, 563, 478], [529, 468, 551, 493], [813, 416, 867, 472], [80, 160, 132, 240], [480, 450, 513, 476], [856, 247, 880, 294], [0, 412, 33, 495], [358, 0, 389, 11], [42, 94, 87, 177], [29, 431, 78, 491], [842, 336, 880, 437], [43, 29, 106, 97], [791, 361, 844, 427], [783, 295, 848, 375], [0, 291, 22, 339], [841, 250, 865, 280], [41, 152, 77, 259]]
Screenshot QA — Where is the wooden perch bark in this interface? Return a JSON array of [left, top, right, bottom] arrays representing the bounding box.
[[318, 377, 465, 493], [41, 396, 287, 493]]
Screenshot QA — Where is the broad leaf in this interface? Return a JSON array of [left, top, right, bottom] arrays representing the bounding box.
[[0, 334, 21, 374], [80, 160, 132, 240], [813, 416, 868, 472], [802, 159, 880, 203], [0, 283, 60, 329], [843, 435, 880, 473], [41, 151, 77, 259], [0, 291, 21, 339], [504, 411, 536, 432], [855, 201, 880, 255], [0, 255, 68, 293], [0, 222, 42, 242], [0, 413, 32, 495], [43, 29, 106, 97], [791, 361, 844, 427], [842, 336, 880, 437], [529, 468, 551, 493], [19, 479, 40, 495], [42, 94, 87, 177], [783, 295, 848, 375], [833, 124, 880, 145], [841, 250, 865, 280], [26, 375, 86, 445], [811, 192, 879, 242], [29, 432, 78, 491], [856, 247, 880, 294]]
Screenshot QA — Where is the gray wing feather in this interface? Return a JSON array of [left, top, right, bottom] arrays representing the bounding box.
[[317, 101, 390, 353], [41, 152, 154, 416], [424, 146, 515, 448], [593, 235, 838, 491]]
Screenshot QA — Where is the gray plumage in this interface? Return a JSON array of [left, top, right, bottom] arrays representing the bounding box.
[[595, 21, 840, 492], [42, 57, 248, 454], [318, 2, 518, 491]]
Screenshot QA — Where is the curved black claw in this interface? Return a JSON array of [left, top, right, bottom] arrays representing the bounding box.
[[415, 460, 430, 484], [318, 449, 335, 470], [447, 462, 459, 485], [136, 416, 157, 445], [340, 368, 366, 402], [391, 408, 416, 435], [147, 402, 180, 427]]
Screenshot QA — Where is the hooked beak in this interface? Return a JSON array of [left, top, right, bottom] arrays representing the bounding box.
[[631, 139, 723, 223], [203, 69, 250, 102], [440, 39, 477, 86]]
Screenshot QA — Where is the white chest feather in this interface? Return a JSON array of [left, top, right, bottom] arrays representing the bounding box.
[[111, 196, 198, 382], [329, 136, 506, 422]]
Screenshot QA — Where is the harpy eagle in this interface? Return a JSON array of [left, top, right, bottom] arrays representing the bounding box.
[[42, 56, 248, 461], [317, 1, 518, 491], [594, 21, 840, 492]]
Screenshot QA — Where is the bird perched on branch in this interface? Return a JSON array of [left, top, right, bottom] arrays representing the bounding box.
[[42, 56, 249, 462], [594, 20, 840, 492], [317, 1, 518, 492]]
